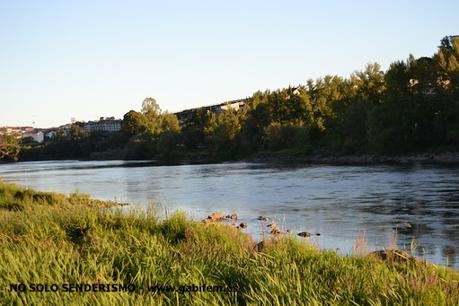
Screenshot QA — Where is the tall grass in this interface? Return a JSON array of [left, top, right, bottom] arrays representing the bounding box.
[[0, 180, 457, 305]]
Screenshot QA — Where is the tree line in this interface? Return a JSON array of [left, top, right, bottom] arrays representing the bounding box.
[[6, 36, 459, 162]]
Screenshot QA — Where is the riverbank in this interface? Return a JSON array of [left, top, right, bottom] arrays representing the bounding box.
[[248, 151, 459, 165], [0, 181, 457, 305], [13, 148, 459, 166]]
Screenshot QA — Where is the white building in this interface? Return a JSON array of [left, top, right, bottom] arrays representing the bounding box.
[[83, 117, 122, 133], [22, 131, 44, 143], [220, 101, 246, 112], [44, 130, 58, 139], [175, 99, 248, 124]]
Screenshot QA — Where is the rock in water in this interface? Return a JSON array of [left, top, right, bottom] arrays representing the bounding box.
[[207, 212, 224, 221], [226, 213, 238, 220]]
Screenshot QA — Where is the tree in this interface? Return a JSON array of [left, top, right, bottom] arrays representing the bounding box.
[[157, 131, 180, 161], [435, 36, 459, 92], [263, 122, 309, 151], [141, 97, 161, 116], [160, 112, 181, 133], [240, 95, 271, 151], [122, 110, 146, 135], [352, 63, 385, 101], [141, 97, 162, 136], [213, 110, 241, 143], [181, 108, 216, 149], [70, 123, 83, 141], [384, 61, 410, 95], [0, 135, 20, 161], [211, 110, 241, 158]]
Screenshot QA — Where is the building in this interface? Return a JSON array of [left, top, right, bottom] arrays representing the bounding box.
[[22, 130, 44, 143], [0, 126, 33, 139], [58, 124, 72, 137], [219, 100, 246, 112], [174, 109, 195, 125], [83, 117, 122, 133], [43, 129, 58, 140], [174, 98, 249, 124]]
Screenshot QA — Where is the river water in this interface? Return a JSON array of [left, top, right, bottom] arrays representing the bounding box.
[[0, 160, 458, 268]]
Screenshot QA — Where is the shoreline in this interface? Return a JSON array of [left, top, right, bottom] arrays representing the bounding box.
[[246, 152, 459, 165], [9, 151, 459, 166]]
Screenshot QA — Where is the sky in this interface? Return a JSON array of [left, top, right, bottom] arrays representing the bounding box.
[[1, 0, 458, 128]]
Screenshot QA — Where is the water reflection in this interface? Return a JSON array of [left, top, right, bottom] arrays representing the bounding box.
[[0, 160, 458, 268]]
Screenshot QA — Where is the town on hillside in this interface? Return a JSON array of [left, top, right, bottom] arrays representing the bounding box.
[[0, 99, 249, 144]]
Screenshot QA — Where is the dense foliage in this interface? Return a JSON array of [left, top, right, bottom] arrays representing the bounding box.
[[0, 136, 20, 162], [18, 36, 459, 162], [1, 181, 458, 305]]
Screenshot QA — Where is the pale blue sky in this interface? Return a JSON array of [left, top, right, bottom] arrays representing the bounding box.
[[1, 0, 458, 127]]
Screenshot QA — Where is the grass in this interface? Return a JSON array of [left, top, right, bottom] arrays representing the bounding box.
[[0, 180, 457, 305]]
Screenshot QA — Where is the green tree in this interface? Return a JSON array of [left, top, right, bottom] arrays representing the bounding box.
[[240, 93, 271, 152], [122, 110, 146, 135], [141, 97, 161, 116], [213, 111, 241, 142], [436, 36, 459, 76], [263, 122, 309, 151], [211, 110, 241, 158], [141, 97, 163, 136], [157, 131, 180, 161], [70, 123, 83, 141], [160, 112, 181, 133], [0, 135, 20, 161], [352, 63, 385, 101], [182, 108, 216, 149]]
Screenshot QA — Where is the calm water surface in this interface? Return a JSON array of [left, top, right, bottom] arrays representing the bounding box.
[[0, 160, 458, 268]]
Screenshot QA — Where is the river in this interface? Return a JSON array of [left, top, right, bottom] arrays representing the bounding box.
[[0, 160, 458, 268]]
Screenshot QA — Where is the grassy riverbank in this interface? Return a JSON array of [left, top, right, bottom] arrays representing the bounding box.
[[0, 181, 458, 305]]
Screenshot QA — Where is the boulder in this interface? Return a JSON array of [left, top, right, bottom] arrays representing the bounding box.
[[207, 212, 224, 222], [226, 213, 238, 220]]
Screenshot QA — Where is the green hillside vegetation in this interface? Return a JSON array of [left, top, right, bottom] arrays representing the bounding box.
[[10, 36, 459, 163], [0, 180, 458, 305]]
